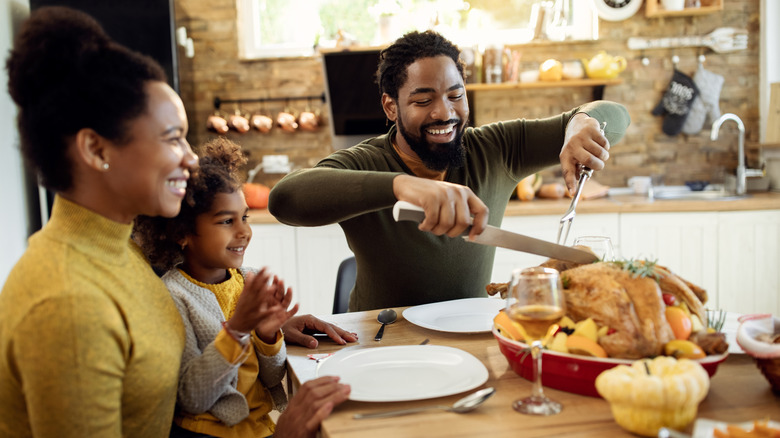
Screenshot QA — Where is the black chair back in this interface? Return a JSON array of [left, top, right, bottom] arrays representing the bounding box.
[[333, 256, 356, 314]]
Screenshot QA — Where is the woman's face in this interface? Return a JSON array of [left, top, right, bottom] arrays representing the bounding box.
[[104, 81, 197, 221]]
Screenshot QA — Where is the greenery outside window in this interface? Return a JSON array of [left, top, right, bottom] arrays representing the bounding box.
[[237, 0, 598, 60]]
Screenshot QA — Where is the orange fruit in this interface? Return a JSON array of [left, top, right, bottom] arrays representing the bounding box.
[[243, 183, 271, 209], [494, 310, 528, 342], [665, 306, 692, 340], [565, 334, 608, 358]]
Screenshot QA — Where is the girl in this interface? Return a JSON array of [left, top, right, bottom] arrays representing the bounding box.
[[135, 138, 315, 438]]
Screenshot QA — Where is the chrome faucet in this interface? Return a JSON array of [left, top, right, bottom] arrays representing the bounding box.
[[711, 113, 748, 195]]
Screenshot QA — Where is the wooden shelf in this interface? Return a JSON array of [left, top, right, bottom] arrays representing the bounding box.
[[645, 0, 723, 18], [465, 78, 623, 92]]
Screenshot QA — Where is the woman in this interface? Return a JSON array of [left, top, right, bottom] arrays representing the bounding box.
[[0, 7, 348, 438]]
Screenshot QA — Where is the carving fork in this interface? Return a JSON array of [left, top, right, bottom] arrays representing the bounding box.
[[556, 121, 607, 245]]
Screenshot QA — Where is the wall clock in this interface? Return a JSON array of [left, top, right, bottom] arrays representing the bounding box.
[[592, 0, 643, 21]]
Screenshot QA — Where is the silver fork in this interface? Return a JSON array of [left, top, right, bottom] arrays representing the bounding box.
[[556, 121, 606, 246]]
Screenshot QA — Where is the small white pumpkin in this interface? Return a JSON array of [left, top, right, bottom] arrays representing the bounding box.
[[595, 356, 710, 437]]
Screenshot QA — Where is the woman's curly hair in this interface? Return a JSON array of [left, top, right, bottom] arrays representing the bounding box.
[[134, 138, 247, 273], [375, 30, 465, 101], [6, 6, 166, 192]]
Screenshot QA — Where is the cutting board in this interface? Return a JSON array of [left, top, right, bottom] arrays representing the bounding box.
[[565, 179, 610, 200]]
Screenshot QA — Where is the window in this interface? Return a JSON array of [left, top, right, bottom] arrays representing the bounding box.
[[237, 0, 597, 60]]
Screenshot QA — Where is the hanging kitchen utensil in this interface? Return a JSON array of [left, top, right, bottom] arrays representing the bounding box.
[[627, 27, 748, 54], [251, 113, 273, 133], [277, 101, 298, 133], [298, 97, 320, 132], [227, 106, 250, 133], [207, 110, 229, 135], [251, 101, 273, 133]]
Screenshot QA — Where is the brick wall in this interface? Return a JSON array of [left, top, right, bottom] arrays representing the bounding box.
[[174, 0, 760, 188]]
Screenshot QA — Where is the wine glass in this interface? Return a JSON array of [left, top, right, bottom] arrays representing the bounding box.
[[506, 266, 566, 415], [573, 235, 615, 261]]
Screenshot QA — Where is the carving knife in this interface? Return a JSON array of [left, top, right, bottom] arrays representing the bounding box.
[[392, 201, 599, 264]]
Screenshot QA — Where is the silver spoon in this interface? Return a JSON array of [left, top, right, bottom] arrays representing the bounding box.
[[373, 309, 397, 341], [353, 387, 496, 419]]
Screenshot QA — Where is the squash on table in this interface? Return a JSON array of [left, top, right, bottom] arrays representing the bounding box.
[[595, 356, 710, 437]]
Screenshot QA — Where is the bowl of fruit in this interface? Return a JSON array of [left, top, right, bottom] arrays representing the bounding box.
[[493, 313, 726, 398]]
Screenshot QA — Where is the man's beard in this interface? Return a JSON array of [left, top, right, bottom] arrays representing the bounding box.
[[397, 115, 467, 172]]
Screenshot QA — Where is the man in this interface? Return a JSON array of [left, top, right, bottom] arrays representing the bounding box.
[[269, 30, 630, 312]]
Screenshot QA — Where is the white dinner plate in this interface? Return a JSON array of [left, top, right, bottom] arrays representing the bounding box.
[[403, 297, 505, 333], [315, 345, 489, 402], [693, 418, 780, 438]]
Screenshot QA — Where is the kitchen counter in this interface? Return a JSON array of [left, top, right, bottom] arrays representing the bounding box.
[[248, 191, 780, 224]]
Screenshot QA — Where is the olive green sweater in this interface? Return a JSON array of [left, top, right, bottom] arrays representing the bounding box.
[[0, 196, 185, 438], [269, 101, 630, 311]]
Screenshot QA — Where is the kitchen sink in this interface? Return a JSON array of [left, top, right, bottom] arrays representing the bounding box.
[[652, 186, 748, 201]]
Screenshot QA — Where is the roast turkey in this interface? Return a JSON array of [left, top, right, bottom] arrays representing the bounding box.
[[486, 258, 708, 359]]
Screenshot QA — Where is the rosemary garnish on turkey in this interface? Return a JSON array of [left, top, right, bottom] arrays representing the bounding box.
[[612, 258, 663, 281]]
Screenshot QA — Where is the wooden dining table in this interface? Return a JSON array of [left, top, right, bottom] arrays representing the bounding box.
[[286, 307, 779, 438]]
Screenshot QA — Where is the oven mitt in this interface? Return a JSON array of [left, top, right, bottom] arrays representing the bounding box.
[[652, 69, 699, 136], [682, 65, 725, 135]]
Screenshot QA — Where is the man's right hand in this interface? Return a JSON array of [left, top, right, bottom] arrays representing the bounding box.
[[392, 174, 489, 241]]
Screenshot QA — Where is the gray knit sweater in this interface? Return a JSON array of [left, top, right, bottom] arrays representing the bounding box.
[[163, 267, 288, 427]]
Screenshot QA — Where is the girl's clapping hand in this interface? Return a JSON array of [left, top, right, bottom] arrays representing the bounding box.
[[254, 275, 298, 342], [228, 268, 298, 344]]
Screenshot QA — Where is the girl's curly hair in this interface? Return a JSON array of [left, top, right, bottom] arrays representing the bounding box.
[[134, 137, 247, 273]]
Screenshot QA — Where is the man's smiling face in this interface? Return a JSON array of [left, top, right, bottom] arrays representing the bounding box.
[[388, 55, 469, 171]]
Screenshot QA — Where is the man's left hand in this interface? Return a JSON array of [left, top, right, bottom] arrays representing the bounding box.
[[282, 314, 359, 348], [559, 113, 610, 194]]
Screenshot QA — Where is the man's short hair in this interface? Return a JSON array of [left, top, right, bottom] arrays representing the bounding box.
[[375, 30, 465, 101]]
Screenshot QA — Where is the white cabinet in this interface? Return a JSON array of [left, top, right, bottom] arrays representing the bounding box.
[[620, 210, 780, 315], [244, 224, 298, 291], [717, 210, 780, 315], [246, 224, 352, 316], [294, 225, 353, 315], [492, 213, 620, 283], [619, 212, 719, 307]]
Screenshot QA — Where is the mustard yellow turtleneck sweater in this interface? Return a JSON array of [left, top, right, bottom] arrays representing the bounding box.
[[0, 196, 185, 438]]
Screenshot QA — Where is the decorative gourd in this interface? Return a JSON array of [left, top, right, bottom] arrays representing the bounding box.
[[243, 182, 271, 209], [595, 356, 710, 437], [539, 59, 563, 81], [515, 174, 542, 201]]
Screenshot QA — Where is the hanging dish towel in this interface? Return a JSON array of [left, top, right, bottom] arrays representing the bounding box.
[[682, 65, 725, 135], [652, 69, 700, 136]]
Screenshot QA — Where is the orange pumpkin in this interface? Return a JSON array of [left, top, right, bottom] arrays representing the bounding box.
[[243, 183, 271, 209]]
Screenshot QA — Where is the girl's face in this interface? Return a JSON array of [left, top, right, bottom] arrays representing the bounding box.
[[103, 81, 198, 222], [181, 190, 252, 284]]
